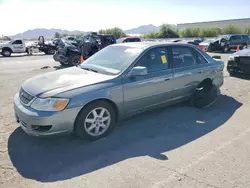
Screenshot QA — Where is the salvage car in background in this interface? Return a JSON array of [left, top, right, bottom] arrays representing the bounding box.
[[227, 46, 250, 76], [14, 42, 224, 141], [53, 32, 116, 66], [199, 34, 250, 53]]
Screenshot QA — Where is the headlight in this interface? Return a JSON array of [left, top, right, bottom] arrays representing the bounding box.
[[228, 56, 235, 61], [31, 97, 69, 111]]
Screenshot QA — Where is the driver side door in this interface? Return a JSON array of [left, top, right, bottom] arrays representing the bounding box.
[[122, 46, 174, 115], [12, 40, 25, 52]]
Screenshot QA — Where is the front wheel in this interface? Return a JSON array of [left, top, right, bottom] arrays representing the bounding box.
[[1, 49, 11, 57], [59, 61, 68, 66], [75, 101, 116, 141], [68, 54, 80, 66], [223, 45, 230, 53]]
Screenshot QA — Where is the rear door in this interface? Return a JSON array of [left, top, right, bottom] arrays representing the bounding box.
[[122, 46, 174, 114], [12, 40, 25, 52], [169, 45, 209, 98]]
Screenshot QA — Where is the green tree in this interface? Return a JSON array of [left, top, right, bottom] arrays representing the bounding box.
[[180, 28, 196, 37], [158, 24, 179, 38], [54, 32, 62, 38], [244, 26, 250, 35], [198, 27, 221, 37], [99, 27, 126, 39], [222, 25, 242, 34]]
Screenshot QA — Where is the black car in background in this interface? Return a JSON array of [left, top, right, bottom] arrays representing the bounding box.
[[227, 47, 250, 76], [199, 34, 250, 53]]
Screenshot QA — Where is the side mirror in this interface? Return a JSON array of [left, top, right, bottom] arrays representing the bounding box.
[[127, 66, 147, 77], [212, 55, 221, 60]]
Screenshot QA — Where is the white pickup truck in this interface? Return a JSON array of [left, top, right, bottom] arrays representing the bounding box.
[[0, 37, 57, 57], [0, 39, 29, 57]]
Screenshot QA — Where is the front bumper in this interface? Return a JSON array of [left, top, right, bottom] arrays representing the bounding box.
[[227, 58, 250, 75], [53, 53, 68, 63], [13, 93, 81, 137], [0, 48, 2, 53]]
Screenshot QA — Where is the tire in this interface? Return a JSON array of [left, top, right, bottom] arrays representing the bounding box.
[[75, 101, 116, 141], [207, 45, 212, 52], [192, 85, 219, 108], [47, 48, 55, 55], [228, 70, 235, 77], [43, 50, 48, 55], [68, 54, 80, 66], [1, 49, 11, 57], [223, 45, 230, 53], [59, 61, 67, 66]]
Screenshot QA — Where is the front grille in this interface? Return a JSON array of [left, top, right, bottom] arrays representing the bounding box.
[[19, 88, 34, 105]]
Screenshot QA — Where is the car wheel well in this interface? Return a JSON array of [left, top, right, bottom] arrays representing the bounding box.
[[74, 98, 119, 130], [197, 78, 213, 91], [2, 47, 12, 53]]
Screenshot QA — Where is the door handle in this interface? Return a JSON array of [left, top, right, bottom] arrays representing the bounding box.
[[198, 70, 204, 74]]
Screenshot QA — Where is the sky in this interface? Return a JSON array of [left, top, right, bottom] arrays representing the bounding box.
[[0, 0, 250, 35]]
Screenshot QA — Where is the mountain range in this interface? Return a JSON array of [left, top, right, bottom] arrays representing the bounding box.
[[11, 24, 177, 39]]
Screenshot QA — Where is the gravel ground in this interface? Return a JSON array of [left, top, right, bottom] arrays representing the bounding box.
[[0, 52, 250, 188]]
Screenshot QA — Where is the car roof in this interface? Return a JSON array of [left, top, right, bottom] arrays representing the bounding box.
[[112, 41, 197, 49]]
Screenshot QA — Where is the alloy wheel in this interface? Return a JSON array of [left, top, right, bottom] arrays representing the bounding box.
[[84, 107, 111, 137]]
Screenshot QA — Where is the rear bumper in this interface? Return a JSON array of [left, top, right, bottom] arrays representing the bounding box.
[[13, 93, 81, 137]]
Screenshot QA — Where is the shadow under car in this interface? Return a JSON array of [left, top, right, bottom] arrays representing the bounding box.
[[8, 94, 241, 182]]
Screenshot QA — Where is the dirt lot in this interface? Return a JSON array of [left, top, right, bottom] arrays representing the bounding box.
[[1, 52, 250, 188]]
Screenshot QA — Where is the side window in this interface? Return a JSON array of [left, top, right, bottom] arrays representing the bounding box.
[[230, 36, 241, 42], [242, 35, 249, 42], [191, 49, 208, 64], [137, 47, 169, 73], [172, 47, 197, 68], [12, 40, 23, 45]]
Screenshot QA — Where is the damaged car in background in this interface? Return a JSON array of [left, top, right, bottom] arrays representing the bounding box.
[[53, 32, 116, 66], [199, 34, 250, 53], [227, 46, 250, 76], [14, 42, 224, 141]]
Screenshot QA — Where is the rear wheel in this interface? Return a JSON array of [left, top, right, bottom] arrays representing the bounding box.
[[75, 101, 116, 141], [190, 79, 220, 108], [47, 48, 55, 55]]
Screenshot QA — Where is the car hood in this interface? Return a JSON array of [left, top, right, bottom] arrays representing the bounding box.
[[0, 42, 9, 47], [22, 66, 115, 97], [232, 48, 250, 57]]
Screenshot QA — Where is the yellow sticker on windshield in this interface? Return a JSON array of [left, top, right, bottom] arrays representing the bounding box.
[[161, 55, 167, 64]]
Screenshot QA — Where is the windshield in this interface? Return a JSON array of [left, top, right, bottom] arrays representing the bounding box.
[[80, 45, 143, 75]]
